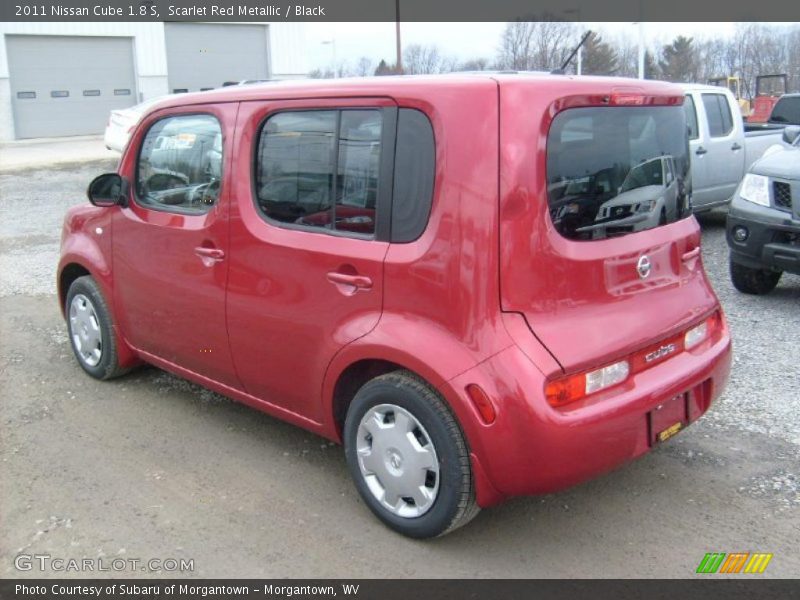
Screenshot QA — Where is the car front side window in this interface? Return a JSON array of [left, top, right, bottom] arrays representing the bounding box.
[[136, 114, 223, 214]]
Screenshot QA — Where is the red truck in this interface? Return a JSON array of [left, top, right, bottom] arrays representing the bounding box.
[[59, 74, 731, 538]]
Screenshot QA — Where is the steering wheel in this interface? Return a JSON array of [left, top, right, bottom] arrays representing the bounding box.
[[199, 180, 220, 206]]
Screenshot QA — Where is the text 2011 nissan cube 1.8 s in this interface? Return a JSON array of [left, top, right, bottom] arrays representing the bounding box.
[[58, 74, 732, 538]]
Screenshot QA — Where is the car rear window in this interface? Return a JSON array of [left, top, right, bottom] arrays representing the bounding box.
[[546, 105, 691, 241]]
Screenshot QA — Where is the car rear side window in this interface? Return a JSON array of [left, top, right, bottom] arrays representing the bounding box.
[[255, 109, 383, 236], [546, 105, 691, 241], [769, 97, 800, 124], [135, 114, 223, 214], [702, 93, 734, 137], [684, 95, 699, 140], [391, 109, 435, 243]]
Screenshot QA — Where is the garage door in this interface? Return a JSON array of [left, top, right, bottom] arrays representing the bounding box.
[[6, 35, 137, 139], [165, 23, 269, 93]]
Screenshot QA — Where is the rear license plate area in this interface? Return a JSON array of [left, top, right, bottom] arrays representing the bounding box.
[[649, 393, 689, 445]]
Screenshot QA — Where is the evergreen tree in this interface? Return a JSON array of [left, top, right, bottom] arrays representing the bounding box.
[[659, 36, 700, 82], [581, 32, 618, 76]]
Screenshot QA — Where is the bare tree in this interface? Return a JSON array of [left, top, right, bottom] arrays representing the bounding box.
[[354, 57, 375, 77], [403, 44, 446, 74], [458, 57, 491, 71], [613, 35, 639, 78], [496, 20, 577, 71]]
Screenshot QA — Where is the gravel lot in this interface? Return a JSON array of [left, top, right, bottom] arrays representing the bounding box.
[[1, 162, 798, 578]]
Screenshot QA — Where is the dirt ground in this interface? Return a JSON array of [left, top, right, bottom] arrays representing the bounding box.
[[1, 163, 798, 578]]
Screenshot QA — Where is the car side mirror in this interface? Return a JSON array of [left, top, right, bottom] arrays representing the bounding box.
[[87, 173, 128, 207], [782, 125, 800, 145]]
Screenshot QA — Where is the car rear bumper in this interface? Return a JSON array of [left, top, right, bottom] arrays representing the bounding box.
[[727, 199, 800, 275], [448, 317, 732, 506]]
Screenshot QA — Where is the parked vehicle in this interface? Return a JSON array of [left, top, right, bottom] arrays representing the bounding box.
[[103, 96, 170, 152], [706, 76, 750, 117], [59, 75, 731, 538], [748, 74, 788, 124], [764, 93, 800, 127], [726, 126, 800, 294], [585, 156, 685, 238], [681, 84, 786, 212]]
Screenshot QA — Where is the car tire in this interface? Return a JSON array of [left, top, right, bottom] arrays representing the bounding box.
[[729, 259, 782, 295], [344, 370, 479, 538], [65, 275, 128, 380]]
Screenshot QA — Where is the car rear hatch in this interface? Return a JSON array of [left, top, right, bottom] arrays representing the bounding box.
[[499, 81, 720, 376]]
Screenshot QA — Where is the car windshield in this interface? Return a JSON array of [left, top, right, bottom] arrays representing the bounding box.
[[546, 105, 691, 241]]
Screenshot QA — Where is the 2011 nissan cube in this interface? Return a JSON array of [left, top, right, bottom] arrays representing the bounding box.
[[58, 74, 732, 538]]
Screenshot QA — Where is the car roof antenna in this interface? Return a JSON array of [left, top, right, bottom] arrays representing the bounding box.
[[552, 30, 593, 75]]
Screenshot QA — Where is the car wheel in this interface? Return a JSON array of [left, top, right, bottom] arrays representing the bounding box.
[[659, 207, 667, 225], [729, 259, 782, 295], [66, 275, 127, 380], [344, 370, 479, 538]]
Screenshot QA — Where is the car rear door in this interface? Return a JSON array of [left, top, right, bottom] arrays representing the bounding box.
[[225, 98, 396, 423], [499, 83, 719, 374], [111, 103, 241, 388]]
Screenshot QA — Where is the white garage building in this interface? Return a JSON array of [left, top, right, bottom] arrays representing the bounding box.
[[0, 22, 307, 141]]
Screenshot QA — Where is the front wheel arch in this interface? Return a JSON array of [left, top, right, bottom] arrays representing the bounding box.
[[59, 263, 91, 317]]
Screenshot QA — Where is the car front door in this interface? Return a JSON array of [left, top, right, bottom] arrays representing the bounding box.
[[225, 98, 396, 423], [111, 104, 241, 388]]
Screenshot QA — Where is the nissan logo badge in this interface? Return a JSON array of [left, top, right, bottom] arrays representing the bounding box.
[[637, 255, 652, 279]]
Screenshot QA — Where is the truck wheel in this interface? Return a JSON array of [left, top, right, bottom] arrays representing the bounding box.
[[344, 370, 479, 538], [730, 259, 782, 295], [66, 275, 127, 380]]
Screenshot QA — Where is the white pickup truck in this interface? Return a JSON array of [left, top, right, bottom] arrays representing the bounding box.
[[681, 84, 786, 212]]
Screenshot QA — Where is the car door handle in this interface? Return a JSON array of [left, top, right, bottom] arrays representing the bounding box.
[[682, 247, 701, 262], [695, 147, 708, 156], [326, 272, 373, 292], [194, 246, 225, 261], [731, 143, 742, 151]]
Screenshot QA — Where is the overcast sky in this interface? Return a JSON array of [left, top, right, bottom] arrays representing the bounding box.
[[304, 22, 785, 71]]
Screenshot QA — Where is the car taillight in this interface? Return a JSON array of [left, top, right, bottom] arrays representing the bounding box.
[[609, 92, 684, 106], [685, 312, 721, 350], [546, 360, 630, 407], [545, 311, 722, 408], [610, 93, 646, 106]]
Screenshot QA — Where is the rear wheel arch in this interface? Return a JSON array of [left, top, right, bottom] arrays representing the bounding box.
[[331, 359, 412, 440]]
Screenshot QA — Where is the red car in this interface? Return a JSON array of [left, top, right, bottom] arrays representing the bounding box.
[[58, 75, 731, 538]]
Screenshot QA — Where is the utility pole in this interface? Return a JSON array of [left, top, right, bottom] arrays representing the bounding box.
[[636, 0, 645, 79], [395, 0, 402, 73], [637, 22, 645, 79]]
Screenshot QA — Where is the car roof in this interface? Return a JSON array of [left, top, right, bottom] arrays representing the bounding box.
[[678, 83, 733, 92], [145, 73, 685, 114]]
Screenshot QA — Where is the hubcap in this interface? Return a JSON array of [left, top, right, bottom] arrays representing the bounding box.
[[69, 294, 103, 367], [356, 404, 440, 518]]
